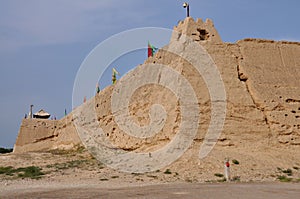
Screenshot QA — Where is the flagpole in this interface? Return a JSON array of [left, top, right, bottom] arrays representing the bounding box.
[[29, 104, 33, 119]]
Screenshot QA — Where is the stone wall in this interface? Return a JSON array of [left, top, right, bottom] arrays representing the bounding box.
[[14, 115, 82, 153], [237, 39, 300, 145], [14, 17, 300, 153]]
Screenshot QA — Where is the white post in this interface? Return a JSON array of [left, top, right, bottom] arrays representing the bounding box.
[[224, 158, 230, 181]]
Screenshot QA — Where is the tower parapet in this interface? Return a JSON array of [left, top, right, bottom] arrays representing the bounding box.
[[172, 17, 222, 43]]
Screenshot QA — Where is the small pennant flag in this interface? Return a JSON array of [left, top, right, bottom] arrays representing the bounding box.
[[112, 68, 119, 76]]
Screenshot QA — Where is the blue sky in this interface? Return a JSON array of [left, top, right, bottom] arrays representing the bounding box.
[[0, 0, 300, 148]]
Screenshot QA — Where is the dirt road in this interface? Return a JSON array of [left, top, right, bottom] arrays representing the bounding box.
[[1, 182, 300, 199]]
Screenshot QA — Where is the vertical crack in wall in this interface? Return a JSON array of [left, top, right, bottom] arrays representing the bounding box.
[[235, 45, 272, 133]]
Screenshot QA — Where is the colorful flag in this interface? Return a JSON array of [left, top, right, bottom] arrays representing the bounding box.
[[112, 68, 119, 85], [148, 41, 158, 57]]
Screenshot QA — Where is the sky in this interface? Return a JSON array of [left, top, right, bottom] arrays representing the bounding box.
[[0, 0, 300, 148]]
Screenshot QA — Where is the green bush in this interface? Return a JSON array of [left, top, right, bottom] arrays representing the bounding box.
[[16, 166, 45, 179], [0, 166, 14, 175], [214, 173, 224, 178], [52, 160, 89, 170], [0, 166, 44, 179], [277, 175, 292, 182], [232, 159, 239, 165]]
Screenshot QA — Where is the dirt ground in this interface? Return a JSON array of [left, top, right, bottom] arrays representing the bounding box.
[[1, 182, 300, 199], [1, 148, 300, 198]]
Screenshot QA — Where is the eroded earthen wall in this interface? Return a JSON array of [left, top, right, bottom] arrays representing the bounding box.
[[14, 115, 82, 153], [14, 17, 300, 153]]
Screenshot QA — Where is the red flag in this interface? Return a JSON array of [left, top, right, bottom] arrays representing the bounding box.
[[148, 41, 158, 57], [148, 42, 153, 57]]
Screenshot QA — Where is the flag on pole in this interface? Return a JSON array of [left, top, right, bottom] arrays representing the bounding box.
[[148, 41, 158, 57], [112, 68, 119, 85], [96, 83, 100, 94]]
